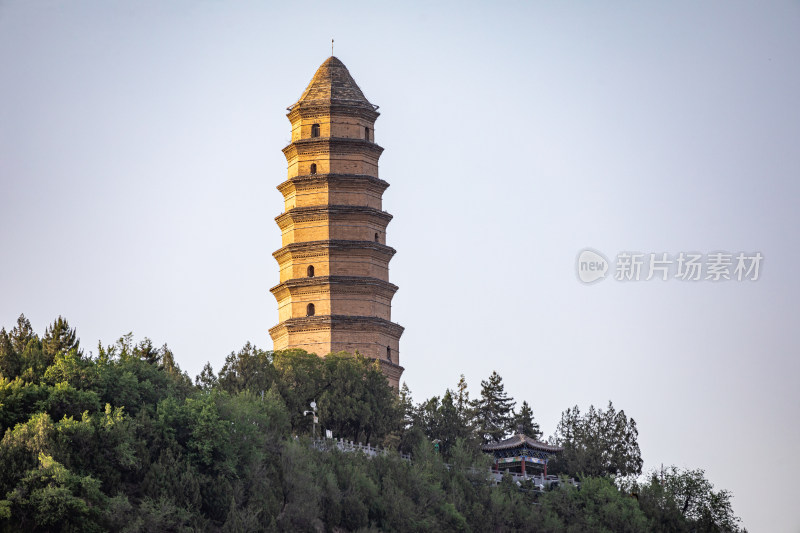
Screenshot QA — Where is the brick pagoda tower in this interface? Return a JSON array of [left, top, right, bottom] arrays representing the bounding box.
[[269, 57, 404, 388]]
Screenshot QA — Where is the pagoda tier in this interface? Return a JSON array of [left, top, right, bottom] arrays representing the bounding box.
[[268, 315, 404, 382], [277, 174, 389, 211], [270, 276, 398, 323], [282, 139, 384, 181], [270, 57, 404, 387], [275, 205, 392, 247], [273, 240, 395, 283]]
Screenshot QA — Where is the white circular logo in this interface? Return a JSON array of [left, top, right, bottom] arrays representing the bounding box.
[[576, 249, 609, 284]]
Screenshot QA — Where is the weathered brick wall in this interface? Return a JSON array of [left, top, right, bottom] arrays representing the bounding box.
[[282, 186, 383, 211], [291, 115, 374, 143], [277, 251, 391, 283]]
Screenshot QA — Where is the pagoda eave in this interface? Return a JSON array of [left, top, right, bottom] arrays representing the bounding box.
[[269, 315, 405, 337], [275, 205, 393, 228], [276, 174, 390, 197], [270, 276, 399, 301], [272, 240, 396, 263], [282, 138, 384, 159], [287, 103, 380, 122]]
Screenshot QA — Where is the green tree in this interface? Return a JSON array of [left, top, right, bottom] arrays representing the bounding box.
[[0, 378, 48, 434], [217, 342, 274, 395], [7, 316, 51, 382], [472, 371, 515, 443], [275, 439, 323, 531], [42, 316, 80, 358], [9, 314, 35, 356], [38, 381, 101, 421], [414, 390, 473, 458], [318, 352, 394, 443], [272, 349, 325, 432], [18, 337, 47, 383], [93, 332, 192, 416], [43, 350, 98, 388], [0, 412, 55, 498], [398, 382, 414, 430], [512, 400, 542, 439], [551, 401, 643, 478], [398, 383, 425, 454], [195, 362, 218, 391], [0, 328, 23, 378], [1, 453, 105, 532], [539, 476, 648, 532], [634, 466, 744, 533], [133, 338, 161, 365], [361, 358, 400, 444], [0, 315, 747, 532], [455, 374, 470, 417]]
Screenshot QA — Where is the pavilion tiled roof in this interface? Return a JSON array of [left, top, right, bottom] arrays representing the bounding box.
[[289, 56, 376, 111], [481, 433, 564, 454]]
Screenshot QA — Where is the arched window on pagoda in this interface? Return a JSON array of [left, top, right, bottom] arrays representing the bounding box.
[[307, 265, 314, 277], [306, 303, 315, 316], [374, 232, 379, 242], [365, 126, 370, 142], [310, 163, 317, 174], [386, 346, 391, 361], [311, 123, 320, 138]]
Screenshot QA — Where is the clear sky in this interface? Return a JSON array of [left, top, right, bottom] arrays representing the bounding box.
[[1, 2, 798, 531]]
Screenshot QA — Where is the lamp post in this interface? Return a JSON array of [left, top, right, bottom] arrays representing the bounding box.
[[303, 401, 318, 440]]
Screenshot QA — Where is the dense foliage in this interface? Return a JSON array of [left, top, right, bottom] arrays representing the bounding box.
[[549, 402, 643, 478], [0, 315, 745, 532]]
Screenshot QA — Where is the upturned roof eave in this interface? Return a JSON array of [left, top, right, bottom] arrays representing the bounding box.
[[481, 434, 564, 454]]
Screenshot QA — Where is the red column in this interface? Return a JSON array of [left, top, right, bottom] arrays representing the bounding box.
[[521, 456, 526, 476]]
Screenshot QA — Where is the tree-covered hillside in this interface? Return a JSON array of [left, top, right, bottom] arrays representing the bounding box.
[[0, 315, 744, 532]]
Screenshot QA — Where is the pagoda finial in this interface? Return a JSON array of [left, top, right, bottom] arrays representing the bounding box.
[[331, 38, 334, 56]]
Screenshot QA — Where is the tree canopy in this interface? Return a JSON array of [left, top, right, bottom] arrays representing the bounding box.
[[0, 315, 745, 532], [550, 401, 643, 479]]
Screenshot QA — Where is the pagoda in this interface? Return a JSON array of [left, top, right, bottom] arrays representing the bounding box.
[[269, 57, 404, 388]]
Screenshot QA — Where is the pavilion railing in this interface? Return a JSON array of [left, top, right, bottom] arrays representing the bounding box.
[[312, 438, 412, 461], [310, 438, 576, 490]]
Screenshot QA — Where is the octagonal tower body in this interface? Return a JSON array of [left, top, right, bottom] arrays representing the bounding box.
[[269, 57, 404, 388]]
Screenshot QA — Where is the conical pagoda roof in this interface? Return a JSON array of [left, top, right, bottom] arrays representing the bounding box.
[[289, 56, 377, 111]]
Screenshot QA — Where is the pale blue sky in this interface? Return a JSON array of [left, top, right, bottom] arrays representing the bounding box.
[[2, 2, 798, 531]]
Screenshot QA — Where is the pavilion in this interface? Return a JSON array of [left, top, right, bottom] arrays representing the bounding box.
[[481, 433, 563, 478]]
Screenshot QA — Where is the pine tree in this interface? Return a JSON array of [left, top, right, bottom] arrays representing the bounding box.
[[472, 371, 515, 444], [160, 344, 188, 384], [398, 382, 417, 436], [195, 362, 218, 391], [552, 401, 643, 477], [10, 314, 47, 380], [133, 338, 160, 364], [42, 316, 80, 357], [9, 314, 35, 355], [512, 400, 542, 439], [455, 374, 470, 416], [437, 390, 471, 456], [0, 328, 22, 378]]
